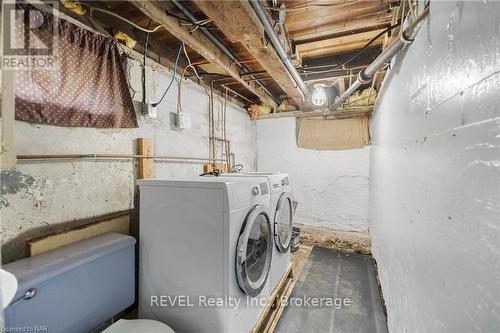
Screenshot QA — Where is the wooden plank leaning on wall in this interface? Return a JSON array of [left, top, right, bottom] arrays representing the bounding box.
[[27, 212, 131, 256]]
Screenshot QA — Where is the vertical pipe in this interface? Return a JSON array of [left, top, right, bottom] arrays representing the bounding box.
[[223, 89, 230, 168]]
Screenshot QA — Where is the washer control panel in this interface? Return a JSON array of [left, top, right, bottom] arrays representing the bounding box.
[[259, 182, 269, 195], [251, 186, 260, 195]]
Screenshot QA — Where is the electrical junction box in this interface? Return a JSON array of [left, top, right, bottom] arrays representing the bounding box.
[[142, 103, 157, 119], [175, 112, 191, 130]]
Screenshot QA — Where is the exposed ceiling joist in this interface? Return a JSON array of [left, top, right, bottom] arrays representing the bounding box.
[[294, 23, 391, 46], [297, 30, 386, 58], [128, 0, 277, 107], [302, 46, 382, 68], [291, 15, 392, 42], [256, 106, 373, 119], [195, 0, 312, 109]]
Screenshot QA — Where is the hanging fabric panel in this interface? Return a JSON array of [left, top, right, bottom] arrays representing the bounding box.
[[297, 117, 370, 150], [14, 7, 137, 128]]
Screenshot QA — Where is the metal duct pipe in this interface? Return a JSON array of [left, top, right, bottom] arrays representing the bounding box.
[[170, 0, 279, 104], [249, 0, 311, 101], [329, 6, 430, 111]]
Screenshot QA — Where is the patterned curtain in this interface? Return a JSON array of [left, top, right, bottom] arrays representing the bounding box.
[[14, 6, 138, 128]]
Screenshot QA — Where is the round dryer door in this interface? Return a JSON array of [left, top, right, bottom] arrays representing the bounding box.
[[236, 205, 272, 297], [274, 193, 293, 253]]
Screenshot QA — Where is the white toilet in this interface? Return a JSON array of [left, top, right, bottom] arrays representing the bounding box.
[[2, 233, 174, 333], [103, 319, 174, 332]]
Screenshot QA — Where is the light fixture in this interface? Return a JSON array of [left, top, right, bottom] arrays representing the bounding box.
[[311, 84, 327, 106]]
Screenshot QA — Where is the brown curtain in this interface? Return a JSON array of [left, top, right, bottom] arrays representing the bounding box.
[[14, 7, 138, 128]]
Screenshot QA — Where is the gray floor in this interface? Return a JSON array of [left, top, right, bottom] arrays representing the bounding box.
[[275, 246, 388, 333]]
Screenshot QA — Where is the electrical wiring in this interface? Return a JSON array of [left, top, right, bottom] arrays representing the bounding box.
[[75, 2, 164, 33], [177, 60, 206, 113], [153, 43, 183, 107], [165, 10, 219, 30], [264, 1, 358, 12], [177, 43, 206, 113], [180, 18, 213, 26], [183, 18, 214, 33], [142, 24, 151, 106], [182, 43, 203, 80], [299, 22, 401, 75]]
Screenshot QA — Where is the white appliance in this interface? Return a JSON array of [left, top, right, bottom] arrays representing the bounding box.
[[137, 176, 273, 333], [223, 172, 293, 290]]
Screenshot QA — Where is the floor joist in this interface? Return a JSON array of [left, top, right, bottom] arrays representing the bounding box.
[[195, 0, 312, 109], [129, 0, 277, 107]]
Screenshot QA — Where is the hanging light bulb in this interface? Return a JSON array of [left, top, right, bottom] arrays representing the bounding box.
[[311, 84, 327, 106]]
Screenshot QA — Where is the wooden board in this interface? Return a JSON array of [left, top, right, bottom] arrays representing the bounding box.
[[252, 263, 295, 333], [203, 163, 228, 173], [27, 212, 130, 256], [138, 137, 154, 179]]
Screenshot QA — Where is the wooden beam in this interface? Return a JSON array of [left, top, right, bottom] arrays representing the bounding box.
[[129, 1, 277, 107], [302, 46, 381, 67], [195, 0, 311, 108], [87, 7, 190, 75], [294, 24, 390, 46], [137, 138, 154, 179], [256, 106, 372, 119], [27, 212, 130, 256], [290, 14, 392, 41], [297, 29, 386, 58], [286, 1, 389, 28]]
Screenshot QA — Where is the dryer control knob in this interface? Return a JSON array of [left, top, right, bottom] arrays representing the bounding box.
[[252, 186, 259, 195], [281, 179, 286, 186]]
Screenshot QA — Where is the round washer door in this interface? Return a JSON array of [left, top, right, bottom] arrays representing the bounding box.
[[236, 205, 272, 297], [274, 193, 293, 253]]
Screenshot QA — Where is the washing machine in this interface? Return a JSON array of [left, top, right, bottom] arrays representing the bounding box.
[[223, 172, 293, 290], [137, 176, 273, 333]]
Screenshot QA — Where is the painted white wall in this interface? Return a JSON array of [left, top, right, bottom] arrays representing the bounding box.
[[1, 57, 257, 263], [256, 118, 370, 232], [370, 1, 500, 332]]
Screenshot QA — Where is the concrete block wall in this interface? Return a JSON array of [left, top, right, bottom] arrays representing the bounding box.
[[370, 1, 500, 331], [0, 57, 257, 263], [256, 118, 370, 232]]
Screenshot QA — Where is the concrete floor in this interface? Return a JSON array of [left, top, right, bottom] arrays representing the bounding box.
[[274, 225, 385, 332], [291, 224, 371, 283], [277, 246, 387, 333]]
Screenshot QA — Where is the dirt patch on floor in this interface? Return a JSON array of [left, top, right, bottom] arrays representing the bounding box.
[[297, 224, 370, 255], [291, 224, 371, 281]]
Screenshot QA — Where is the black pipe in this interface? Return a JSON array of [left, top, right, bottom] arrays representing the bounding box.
[[170, 0, 279, 104]]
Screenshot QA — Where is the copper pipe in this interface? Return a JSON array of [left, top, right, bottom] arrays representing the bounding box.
[[223, 77, 275, 87], [17, 154, 225, 162], [240, 71, 267, 77], [221, 85, 255, 104]]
